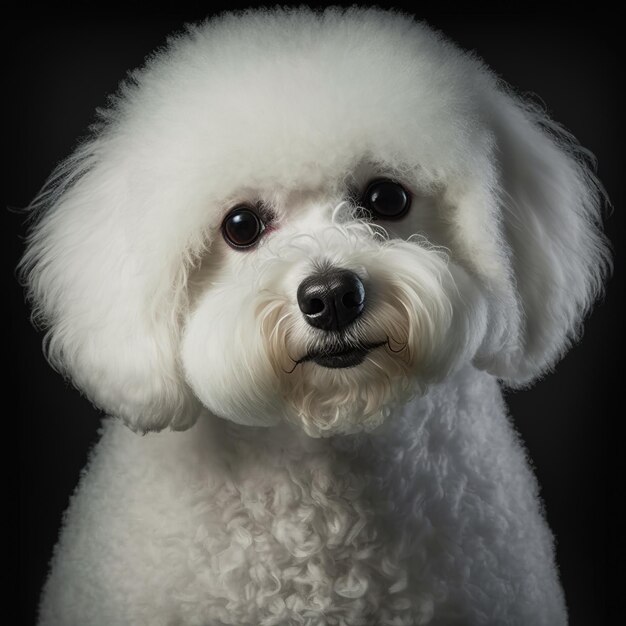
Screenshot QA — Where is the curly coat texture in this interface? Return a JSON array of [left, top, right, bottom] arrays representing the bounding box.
[[21, 7, 609, 625], [40, 370, 565, 626]]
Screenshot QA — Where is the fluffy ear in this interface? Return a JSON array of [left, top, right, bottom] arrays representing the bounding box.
[[19, 140, 201, 432], [477, 90, 611, 385]]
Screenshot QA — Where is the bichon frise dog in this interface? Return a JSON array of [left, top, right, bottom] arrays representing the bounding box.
[[21, 8, 609, 626]]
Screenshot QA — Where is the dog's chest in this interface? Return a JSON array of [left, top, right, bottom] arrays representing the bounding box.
[[150, 419, 431, 625]]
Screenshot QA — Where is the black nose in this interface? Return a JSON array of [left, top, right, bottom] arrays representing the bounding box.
[[297, 269, 366, 331]]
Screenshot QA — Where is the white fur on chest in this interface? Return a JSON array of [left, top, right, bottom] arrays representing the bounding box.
[[40, 369, 566, 625]]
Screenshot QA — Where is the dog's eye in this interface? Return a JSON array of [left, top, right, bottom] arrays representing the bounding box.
[[222, 206, 265, 249], [362, 179, 411, 220]]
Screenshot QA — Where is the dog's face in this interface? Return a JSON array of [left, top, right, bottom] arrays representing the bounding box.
[[182, 176, 478, 436], [21, 9, 609, 436]]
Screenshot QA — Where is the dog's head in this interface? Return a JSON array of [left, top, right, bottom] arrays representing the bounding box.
[[20, 9, 609, 436]]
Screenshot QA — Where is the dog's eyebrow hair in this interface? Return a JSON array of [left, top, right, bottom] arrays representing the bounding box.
[[331, 200, 354, 222]]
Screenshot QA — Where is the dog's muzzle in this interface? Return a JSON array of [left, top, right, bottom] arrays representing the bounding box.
[[295, 267, 382, 369]]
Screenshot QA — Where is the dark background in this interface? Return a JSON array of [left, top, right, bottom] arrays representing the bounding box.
[[6, 5, 622, 625]]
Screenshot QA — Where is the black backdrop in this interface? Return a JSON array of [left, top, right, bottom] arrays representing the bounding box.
[[6, 6, 622, 625]]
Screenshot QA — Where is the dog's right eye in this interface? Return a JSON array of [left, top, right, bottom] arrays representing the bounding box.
[[222, 206, 265, 249]]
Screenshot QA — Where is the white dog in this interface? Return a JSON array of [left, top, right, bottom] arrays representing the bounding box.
[[21, 8, 609, 626]]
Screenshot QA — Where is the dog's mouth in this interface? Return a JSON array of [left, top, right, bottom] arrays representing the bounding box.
[[296, 341, 387, 369]]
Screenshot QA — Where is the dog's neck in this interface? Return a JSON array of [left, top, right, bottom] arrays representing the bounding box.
[[190, 364, 496, 464]]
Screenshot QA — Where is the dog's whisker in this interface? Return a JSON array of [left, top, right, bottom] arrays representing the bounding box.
[[282, 359, 300, 374], [269, 311, 292, 344], [385, 334, 408, 354]]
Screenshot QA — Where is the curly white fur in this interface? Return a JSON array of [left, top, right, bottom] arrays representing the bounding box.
[[20, 7, 609, 626]]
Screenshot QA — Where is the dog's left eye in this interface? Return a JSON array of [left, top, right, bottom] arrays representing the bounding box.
[[361, 179, 411, 220], [222, 206, 265, 249]]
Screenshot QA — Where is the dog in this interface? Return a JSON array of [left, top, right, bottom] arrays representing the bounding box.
[[20, 8, 610, 626]]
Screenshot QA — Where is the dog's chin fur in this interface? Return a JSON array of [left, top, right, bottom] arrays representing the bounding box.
[[182, 220, 484, 437], [257, 244, 445, 438]]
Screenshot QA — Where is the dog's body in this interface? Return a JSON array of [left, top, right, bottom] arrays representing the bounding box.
[[23, 8, 609, 626], [40, 368, 565, 626]]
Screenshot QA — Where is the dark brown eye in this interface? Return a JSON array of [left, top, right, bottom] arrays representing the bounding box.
[[222, 206, 265, 249], [362, 179, 411, 219]]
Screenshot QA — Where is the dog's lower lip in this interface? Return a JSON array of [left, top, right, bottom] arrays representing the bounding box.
[[301, 341, 386, 369]]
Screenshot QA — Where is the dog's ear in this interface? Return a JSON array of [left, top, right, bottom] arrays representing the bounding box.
[[475, 90, 610, 386], [19, 142, 201, 432]]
